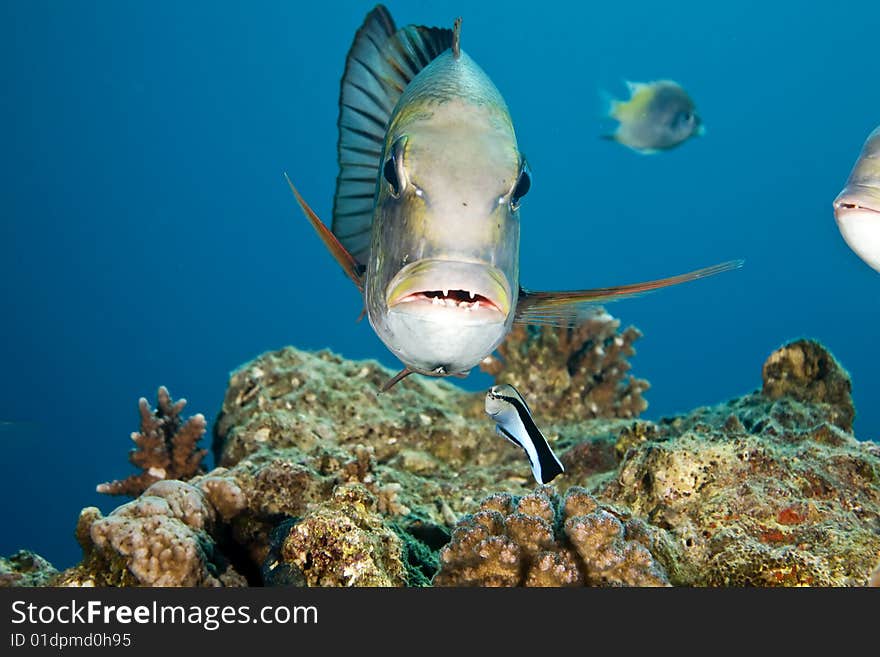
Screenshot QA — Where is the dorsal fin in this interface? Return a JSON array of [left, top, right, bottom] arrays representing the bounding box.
[[332, 5, 454, 266]]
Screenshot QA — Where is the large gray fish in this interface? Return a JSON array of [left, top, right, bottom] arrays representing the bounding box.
[[833, 126, 880, 272], [285, 5, 741, 391]]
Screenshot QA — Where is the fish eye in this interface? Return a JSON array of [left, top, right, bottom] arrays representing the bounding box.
[[383, 154, 401, 197], [383, 136, 408, 198], [510, 161, 531, 211]]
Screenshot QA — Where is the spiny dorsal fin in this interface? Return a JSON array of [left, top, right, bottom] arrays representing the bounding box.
[[514, 260, 744, 327], [452, 17, 461, 59], [332, 6, 454, 266]]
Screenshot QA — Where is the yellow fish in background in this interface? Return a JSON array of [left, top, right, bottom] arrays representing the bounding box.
[[833, 126, 880, 272], [286, 6, 741, 391], [603, 80, 704, 154]]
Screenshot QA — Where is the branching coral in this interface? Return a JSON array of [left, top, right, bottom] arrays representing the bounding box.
[[98, 386, 208, 497], [432, 487, 671, 587], [480, 311, 649, 422]]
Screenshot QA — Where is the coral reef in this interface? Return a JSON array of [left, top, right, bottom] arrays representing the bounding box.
[[597, 340, 880, 586], [433, 487, 671, 586], [480, 312, 649, 422], [268, 484, 407, 587], [97, 386, 209, 497], [29, 335, 880, 588], [57, 480, 245, 587], [0, 550, 58, 587]]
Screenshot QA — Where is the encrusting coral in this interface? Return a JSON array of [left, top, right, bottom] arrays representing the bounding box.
[[480, 311, 649, 422], [97, 386, 208, 497]]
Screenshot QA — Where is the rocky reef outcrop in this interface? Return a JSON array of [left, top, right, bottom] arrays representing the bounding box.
[[13, 320, 879, 587]]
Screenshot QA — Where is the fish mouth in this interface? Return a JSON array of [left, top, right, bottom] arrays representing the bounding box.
[[835, 201, 880, 215], [386, 259, 511, 322], [834, 185, 880, 217], [833, 195, 880, 272]]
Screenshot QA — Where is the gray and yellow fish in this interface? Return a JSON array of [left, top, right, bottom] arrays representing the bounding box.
[[833, 126, 880, 272], [285, 6, 741, 391], [602, 80, 703, 154], [485, 384, 564, 485]]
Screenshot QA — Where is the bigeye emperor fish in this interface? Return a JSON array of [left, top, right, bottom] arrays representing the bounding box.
[[834, 126, 880, 272], [285, 5, 742, 391], [485, 384, 564, 485], [602, 80, 703, 154]]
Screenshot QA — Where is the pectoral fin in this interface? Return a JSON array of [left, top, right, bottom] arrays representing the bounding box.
[[284, 173, 365, 292], [515, 260, 743, 327]]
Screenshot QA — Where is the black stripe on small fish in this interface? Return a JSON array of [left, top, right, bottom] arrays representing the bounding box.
[[495, 391, 564, 484], [497, 424, 525, 450]]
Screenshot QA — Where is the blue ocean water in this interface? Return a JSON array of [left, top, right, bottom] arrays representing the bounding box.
[[2, 0, 878, 569]]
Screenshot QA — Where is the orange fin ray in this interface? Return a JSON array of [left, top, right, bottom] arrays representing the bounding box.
[[284, 173, 365, 292]]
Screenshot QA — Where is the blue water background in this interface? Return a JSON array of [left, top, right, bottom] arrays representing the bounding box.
[[3, 0, 878, 568]]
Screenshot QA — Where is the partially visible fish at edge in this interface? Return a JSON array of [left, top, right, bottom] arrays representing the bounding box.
[[834, 125, 880, 272]]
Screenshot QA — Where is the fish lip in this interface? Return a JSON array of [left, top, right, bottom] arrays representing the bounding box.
[[386, 259, 512, 319], [834, 186, 880, 217], [834, 201, 880, 215]]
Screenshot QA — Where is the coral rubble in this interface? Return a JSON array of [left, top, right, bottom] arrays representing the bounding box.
[[31, 332, 880, 588], [97, 386, 208, 497], [480, 312, 649, 422]]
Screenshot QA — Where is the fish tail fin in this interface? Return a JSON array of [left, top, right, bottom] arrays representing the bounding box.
[[599, 87, 622, 120], [538, 447, 565, 484]]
